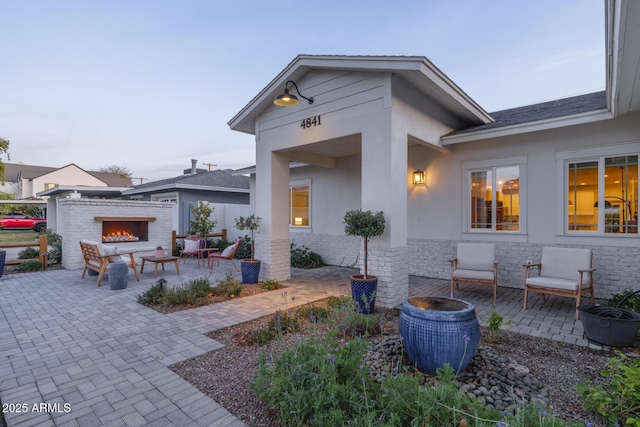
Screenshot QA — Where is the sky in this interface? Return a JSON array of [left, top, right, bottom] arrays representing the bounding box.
[[0, 0, 605, 183]]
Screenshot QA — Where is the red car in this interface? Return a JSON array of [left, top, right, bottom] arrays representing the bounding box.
[[0, 212, 47, 232]]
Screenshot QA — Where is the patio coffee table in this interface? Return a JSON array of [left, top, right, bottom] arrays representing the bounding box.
[[140, 255, 180, 277]]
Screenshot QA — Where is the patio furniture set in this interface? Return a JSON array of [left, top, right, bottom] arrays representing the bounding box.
[[450, 243, 596, 319], [79, 236, 241, 288]]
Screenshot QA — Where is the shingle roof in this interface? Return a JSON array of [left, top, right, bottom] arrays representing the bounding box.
[[132, 169, 250, 191], [448, 91, 607, 136]]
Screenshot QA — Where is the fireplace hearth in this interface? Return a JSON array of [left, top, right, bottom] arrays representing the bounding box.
[[98, 217, 154, 243]]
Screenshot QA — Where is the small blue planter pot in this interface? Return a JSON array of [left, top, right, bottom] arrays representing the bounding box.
[[350, 275, 378, 314], [399, 296, 479, 375], [0, 250, 6, 278], [240, 260, 261, 284]]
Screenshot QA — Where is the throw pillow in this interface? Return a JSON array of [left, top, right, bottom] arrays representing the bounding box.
[[184, 239, 200, 253], [221, 244, 235, 257], [103, 245, 123, 262]]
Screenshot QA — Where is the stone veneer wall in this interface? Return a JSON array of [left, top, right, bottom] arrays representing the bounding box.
[[255, 238, 291, 282], [58, 199, 174, 269], [407, 238, 640, 301], [285, 233, 637, 301]]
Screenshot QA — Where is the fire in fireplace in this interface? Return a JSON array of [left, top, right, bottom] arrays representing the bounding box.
[[101, 220, 149, 243]]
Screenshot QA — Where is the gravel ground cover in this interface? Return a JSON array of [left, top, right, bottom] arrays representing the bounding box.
[[170, 301, 629, 427]]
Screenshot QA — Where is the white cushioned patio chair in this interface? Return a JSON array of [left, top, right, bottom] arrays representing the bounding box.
[[449, 243, 498, 301], [524, 246, 595, 320]]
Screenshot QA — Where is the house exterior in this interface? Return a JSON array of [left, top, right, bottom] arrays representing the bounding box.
[[122, 159, 250, 234], [228, 0, 640, 309], [2, 162, 132, 199]]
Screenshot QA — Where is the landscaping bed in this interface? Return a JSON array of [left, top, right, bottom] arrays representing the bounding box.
[[170, 298, 626, 426]]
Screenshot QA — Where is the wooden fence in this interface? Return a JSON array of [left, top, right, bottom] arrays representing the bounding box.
[[0, 235, 49, 271]]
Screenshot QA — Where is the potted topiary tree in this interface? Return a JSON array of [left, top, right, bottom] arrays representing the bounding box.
[[343, 209, 385, 314], [235, 214, 262, 284]]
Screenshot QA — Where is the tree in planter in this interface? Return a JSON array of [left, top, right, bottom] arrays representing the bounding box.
[[234, 215, 262, 261], [343, 209, 385, 279], [189, 201, 217, 240]]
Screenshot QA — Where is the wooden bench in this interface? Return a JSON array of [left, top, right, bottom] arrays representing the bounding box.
[[524, 247, 595, 319], [79, 240, 139, 286]]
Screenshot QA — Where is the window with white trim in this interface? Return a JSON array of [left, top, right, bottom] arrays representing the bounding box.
[[565, 154, 638, 234], [289, 180, 311, 227], [463, 156, 526, 233]]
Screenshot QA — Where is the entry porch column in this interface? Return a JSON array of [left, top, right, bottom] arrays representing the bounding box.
[[360, 121, 409, 308], [254, 148, 291, 282]]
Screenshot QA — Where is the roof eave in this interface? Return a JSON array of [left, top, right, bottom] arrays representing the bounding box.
[[441, 109, 613, 145]]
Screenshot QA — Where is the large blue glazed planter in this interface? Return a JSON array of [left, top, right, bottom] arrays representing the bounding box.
[[240, 260, 261, 284], [399, 296, 480, 375], [350, 275, 378, 314]]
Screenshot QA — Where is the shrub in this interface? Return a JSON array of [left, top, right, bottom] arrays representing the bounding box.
[[608, 289, 640, 313], [234, 235, 252, 260], [137, 281, 167, 304], [18, 247, 40, 259], [578, 352, 640, 426], [45, 229, 62, 264], [253, 333, 374, 426], [217, 273, 243, 298], [260, 279, 283, 291], [16, 260, 42, 272], [290, 242, 324, 269], [208, 238, 231, 252], [328, 298, 384, 338]]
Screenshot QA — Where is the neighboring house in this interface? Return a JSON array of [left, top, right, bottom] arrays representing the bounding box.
[[122, 159, 250, 234], [2, 162, 132, 199], [228, 1, 640, 309]]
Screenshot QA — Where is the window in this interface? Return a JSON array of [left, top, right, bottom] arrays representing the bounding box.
[[566, 155, 638, 234], [463, 156, 526, 235], [470, 166, 520, 232], [44, 183, 57, 190], [289, 181, 310, 227]]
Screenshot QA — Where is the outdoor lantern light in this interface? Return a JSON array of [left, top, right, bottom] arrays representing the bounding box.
[[413, 170, 425, 186], [273, 80, 314, 106]]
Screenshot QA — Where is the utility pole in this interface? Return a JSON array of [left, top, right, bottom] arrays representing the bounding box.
[[131, 177, 146, 185], [203, 162, 217, 171]]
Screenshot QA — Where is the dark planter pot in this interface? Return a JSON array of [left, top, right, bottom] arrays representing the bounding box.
[[399, 296, 480, 375], [578, 304, 640, 348], [350, 274, 378, 314], [240, 260, 261, 284], [0, 250, 5, 278]]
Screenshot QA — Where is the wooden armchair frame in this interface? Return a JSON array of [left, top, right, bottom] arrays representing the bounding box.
[[449, 243, 498, 302], [209, 238, 241, 272], [80, 240, 139, 286], [524, 247, 596, 319]]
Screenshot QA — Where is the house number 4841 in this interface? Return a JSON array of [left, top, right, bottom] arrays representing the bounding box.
[[300, 115, 321, 129]]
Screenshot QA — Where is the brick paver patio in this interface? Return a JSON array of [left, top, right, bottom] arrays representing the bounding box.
[[0, 263, 596, 426]]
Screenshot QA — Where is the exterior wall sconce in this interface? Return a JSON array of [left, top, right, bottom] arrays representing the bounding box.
[[273, 80, 314, 107], [413, 170, 425, 186]]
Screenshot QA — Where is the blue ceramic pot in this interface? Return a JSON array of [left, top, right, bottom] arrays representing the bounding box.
[[351, 275, 377, 314], [241, 260, 261, 284], [399, 296, 479, 375], [0, 250, 5, 278]]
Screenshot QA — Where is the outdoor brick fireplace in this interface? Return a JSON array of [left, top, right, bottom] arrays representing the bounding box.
[[100, 217, 152, 243], [58, 199, 174, 269]]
